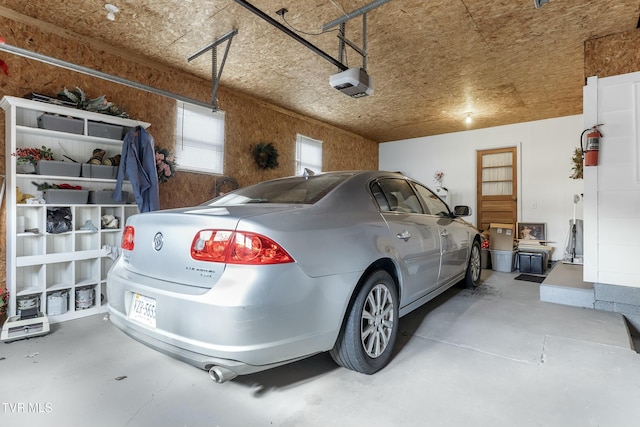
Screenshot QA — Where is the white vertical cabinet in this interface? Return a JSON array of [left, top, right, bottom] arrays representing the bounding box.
[[2, 96, 150, 323]]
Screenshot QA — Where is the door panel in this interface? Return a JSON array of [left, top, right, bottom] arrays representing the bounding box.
[[411, 183, 469, 284], [383, 212, 441, 303], [373, 178, 441, 305], [437, 218, 471, 284], [476, 147, 518, 231]]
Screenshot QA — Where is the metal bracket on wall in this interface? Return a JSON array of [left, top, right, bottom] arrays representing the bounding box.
[[322, 0, 392, 72], [187, 29, 238, 112]]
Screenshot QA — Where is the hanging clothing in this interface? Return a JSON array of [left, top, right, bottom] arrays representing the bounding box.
[[115, 126, 160, 212]]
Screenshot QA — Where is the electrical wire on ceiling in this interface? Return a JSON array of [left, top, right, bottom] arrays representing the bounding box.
[[328, 0, 349, 19], [279, 12, 339, 36], [276, 0, 349, 35], [276, 9, 349, 67], [276, 5, 343, 37]]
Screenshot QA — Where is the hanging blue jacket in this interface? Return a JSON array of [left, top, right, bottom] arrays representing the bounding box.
[[115, 126, 160, 212]]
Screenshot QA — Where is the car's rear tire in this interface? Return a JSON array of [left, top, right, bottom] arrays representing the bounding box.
[[464, 239, 482, 288], [330, 270, 399, 374]]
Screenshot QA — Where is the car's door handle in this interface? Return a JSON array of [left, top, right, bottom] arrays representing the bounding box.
[[396, 230, 411, 241]]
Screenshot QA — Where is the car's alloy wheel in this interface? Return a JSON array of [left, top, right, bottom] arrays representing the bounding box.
[[361, 283, 394, 358], [330, 270, 399, 374], [465, 240, 482, 288]]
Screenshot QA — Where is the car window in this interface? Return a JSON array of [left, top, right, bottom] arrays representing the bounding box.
[[206, 173, 352, 205], [373, 179, 424, 214], [413, 183, 450, 217]]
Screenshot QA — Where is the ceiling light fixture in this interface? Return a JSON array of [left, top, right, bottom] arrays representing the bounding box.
[[465, 113, 472, 124], [105, 4, 119, 21]]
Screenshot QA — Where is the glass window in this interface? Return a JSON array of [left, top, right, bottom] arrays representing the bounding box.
[[413, 184, 450, 217], [296, 134, 322, 175], [207, 173, 352, 205], [374, 179, 424, 214], [175, 101, 225, 174]]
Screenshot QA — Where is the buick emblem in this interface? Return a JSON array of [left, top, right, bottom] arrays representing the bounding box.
[[153, 232, 164, 251]]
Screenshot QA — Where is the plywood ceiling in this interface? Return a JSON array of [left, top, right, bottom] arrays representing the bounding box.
[[1, 0, 639, 142]]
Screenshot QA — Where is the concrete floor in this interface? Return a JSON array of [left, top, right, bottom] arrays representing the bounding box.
[[2, 269, 640, 427]]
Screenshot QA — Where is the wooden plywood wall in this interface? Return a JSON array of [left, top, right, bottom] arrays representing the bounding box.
[[0, 15, 378, 295], [585, 29, 640, 79]]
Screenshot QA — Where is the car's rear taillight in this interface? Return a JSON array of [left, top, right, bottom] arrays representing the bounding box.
[[121, 226, 135, 250], [191, 230, 293, 265]]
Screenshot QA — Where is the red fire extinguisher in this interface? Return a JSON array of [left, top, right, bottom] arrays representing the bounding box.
[[581, 125, 603, 166]]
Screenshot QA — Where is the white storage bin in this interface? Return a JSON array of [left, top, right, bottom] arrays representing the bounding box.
[[490, 249, 516, 272]]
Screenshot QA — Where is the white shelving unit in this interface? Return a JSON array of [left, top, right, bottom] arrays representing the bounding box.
[[2, 95, 150, 323]]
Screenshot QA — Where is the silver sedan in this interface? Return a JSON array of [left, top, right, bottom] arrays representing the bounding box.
[[107, 171, 481, 382]]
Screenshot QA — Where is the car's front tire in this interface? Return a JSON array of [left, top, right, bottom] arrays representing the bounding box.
[[330, 270, 399, 374], [464, 239, 482, 288]]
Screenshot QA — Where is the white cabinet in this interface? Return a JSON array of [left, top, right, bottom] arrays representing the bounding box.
[[2, 96, 150, 323]]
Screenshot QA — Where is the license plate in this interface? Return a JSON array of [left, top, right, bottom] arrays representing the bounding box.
[[129, 293, 156, 328]]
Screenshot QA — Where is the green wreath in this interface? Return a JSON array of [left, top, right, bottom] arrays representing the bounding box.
[[252, 142, 279, 169]]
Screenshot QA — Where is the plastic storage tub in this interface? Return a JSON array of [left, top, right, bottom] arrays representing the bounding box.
[[43, 189, 89, 204], [81, 164, 119, 179], [490, 249, 516, 272], [37, 114, 84, 134], [89, 190, 128, 204], [518, 252, 544, 274], [88, 121, 124, 139], [36, 160, 82, 177]]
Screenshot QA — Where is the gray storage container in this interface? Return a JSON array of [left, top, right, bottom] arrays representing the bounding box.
[[88, 121, 124, 140], [81, 163, 119, 179], [43, 189, 89, 204], [89, 190, 128, 204], [37, 114, 84, 134], [36, 160, 82, 177]]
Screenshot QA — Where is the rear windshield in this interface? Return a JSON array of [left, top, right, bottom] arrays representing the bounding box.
[[206, 173, 352, 206]]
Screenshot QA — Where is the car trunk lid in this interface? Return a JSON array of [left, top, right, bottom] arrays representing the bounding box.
[[121, 205, 297, 289]]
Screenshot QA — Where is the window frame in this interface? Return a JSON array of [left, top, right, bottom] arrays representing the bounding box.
[[174, 100, 225, 175], [295, 134, 323, 176]]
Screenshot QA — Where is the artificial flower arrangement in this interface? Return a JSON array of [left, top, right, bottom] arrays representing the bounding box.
[[155, 147, 177, 183], [12, 146, 53, 165], [433, 170, 445, 187], [58, 86, 129, 118], [570, 147, 583, 180]]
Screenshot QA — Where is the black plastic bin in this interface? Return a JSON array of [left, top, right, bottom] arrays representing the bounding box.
[[518, 252, 544, 274]]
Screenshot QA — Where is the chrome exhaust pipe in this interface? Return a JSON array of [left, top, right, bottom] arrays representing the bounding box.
[[208, 366, 238, 383]]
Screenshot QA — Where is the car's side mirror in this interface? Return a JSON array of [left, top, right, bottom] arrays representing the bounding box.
[[453, 205, 471, 217]]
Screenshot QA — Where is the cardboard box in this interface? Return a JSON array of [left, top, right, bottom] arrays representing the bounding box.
[[489, 223, 515, 251]]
